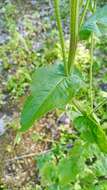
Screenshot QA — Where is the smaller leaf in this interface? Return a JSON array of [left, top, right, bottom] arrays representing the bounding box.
[[93, 155, 107, 177], [58, 142, 85, 184], [74, 116, 107, 153], [40, 162, 57, 186], [58, 158, 73, 185], [80, 5, 107, 40]]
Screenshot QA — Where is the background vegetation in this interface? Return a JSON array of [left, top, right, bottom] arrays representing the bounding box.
[[0, 0, 107, 189]]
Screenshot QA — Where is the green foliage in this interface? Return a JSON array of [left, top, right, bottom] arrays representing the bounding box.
[[60, 0, 69, 19], [6, 0, 106, 189], [80, 5, 107, 40], [74, 116, 107, 153], [57, 141, 85, 184], [0, 1, 60, 103], [35, 1, 107, 188], [7, 67, 31, 98], [36, 138, 107, 189], [20, 64, 83, 131]]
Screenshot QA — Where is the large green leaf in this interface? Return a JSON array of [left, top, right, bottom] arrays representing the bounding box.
[[80, 5, 107, 40], [20, 64, 83, 131], [74, 116, 107, 153]]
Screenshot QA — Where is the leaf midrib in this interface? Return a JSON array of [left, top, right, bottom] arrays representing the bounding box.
[[32, 75, 66, 119]]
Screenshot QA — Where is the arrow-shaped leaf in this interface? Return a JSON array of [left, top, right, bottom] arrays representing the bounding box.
[[20, 64, 83, 132]]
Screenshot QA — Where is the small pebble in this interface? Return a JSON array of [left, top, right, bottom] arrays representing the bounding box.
[[0, 118, 5, 136], [66, 143, 73, 149], [57, 113, 70, 126], [100, 83, 107, 92]]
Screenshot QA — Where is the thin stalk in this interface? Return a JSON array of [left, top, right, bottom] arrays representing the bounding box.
[[72, 99, 101, 127], [93, 0, 97, 12], [68, 0, 80, 73], [72, 99, 86, 116], [91, 98, 107, 114], [89, 0, 97, 112], [90, 32, 94, 111], [79, 0, 90, 28], [54, 0, 68, 75], [80, 0, 84, 8], [90, 0, 97, 13]]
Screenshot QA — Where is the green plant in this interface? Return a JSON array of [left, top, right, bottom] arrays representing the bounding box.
[[20, 0, 107, 189], [36, 141, 107, 189]]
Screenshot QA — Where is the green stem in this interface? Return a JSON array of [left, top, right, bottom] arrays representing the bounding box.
[[54, 0, 68, 75], [72, 99, 86, 116], [79, 0, 90, 28], [91, 98, 107, 114], [72, 99, 100, 127], [80, 0, 84, 8], [90, 32, 94, 111], [68, 0, 80, 73], [90, 0, 97, 13], [89, 0, 97, 112]]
